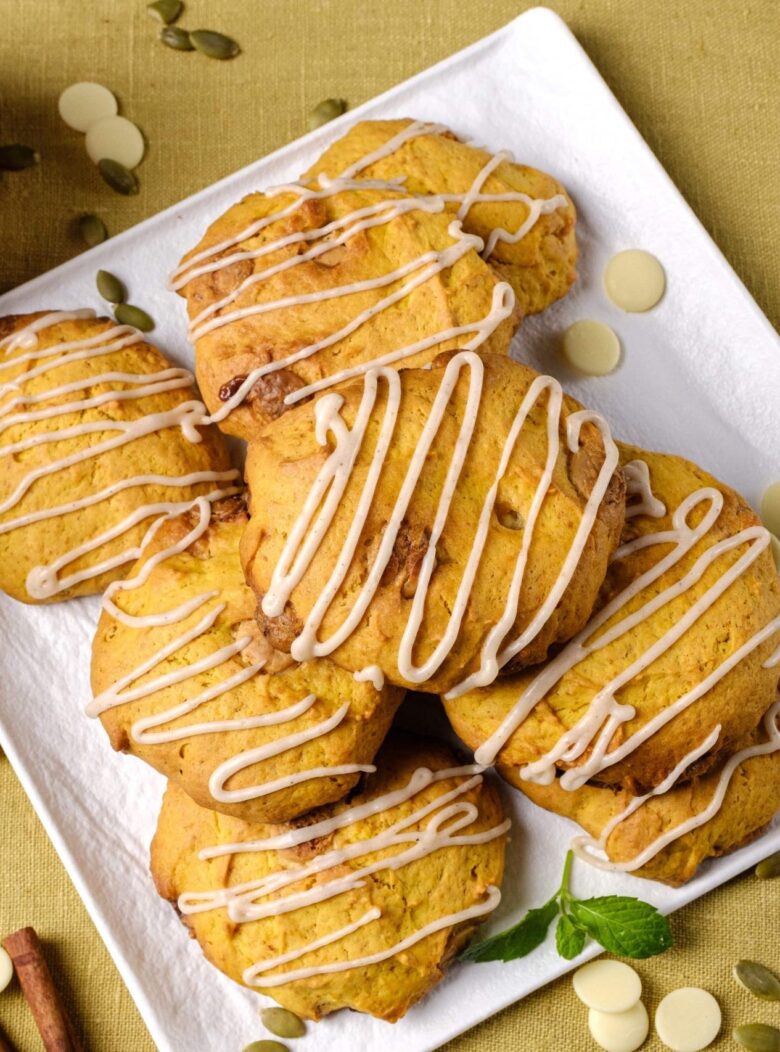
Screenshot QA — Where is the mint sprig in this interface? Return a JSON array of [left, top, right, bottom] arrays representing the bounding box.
[[462, 850, 673, 964]]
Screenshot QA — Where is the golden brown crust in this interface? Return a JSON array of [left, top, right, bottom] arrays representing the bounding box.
[[91, 499, 404, 823], [504, 720, 780, 886], [443, 444, 780, 794], [176, 185, 518, 440], [0, 311, 231, 603], [150, 734, 506, 1021], [302, 118, 578, 317], [241, 353, 625, 694]]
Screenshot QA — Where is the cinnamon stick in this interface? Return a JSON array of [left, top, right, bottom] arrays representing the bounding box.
[[0, 1022, 17, 1052], [1, 927, 81, 1052]]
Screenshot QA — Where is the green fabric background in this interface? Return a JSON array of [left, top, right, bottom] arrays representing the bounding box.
[[0, 1, 778, 1049]]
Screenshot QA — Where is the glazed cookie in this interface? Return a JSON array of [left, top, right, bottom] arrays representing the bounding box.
[[90, 497, 404, 824], [0, 310, 234, 603], [242, 352, 625, 694], [443, 445, 780, 796], [172, 182, 518, 439], [510, 701, 780, 886], [151, 733, 508, 1021], [303, 118, 577, 317]]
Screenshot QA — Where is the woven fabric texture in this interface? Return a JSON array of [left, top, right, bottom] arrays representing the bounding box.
[[0, 0, 778, 1049]]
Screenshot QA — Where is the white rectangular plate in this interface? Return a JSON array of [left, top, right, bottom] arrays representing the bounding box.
[[1, 8, 778, 1051]]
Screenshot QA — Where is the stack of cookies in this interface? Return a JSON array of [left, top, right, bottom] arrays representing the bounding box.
[[1, 118, 778, 1024]]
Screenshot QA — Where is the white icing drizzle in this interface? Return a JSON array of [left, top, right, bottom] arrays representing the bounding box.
[[171, 120, 569, 428], [481, 192, 568, 260], [88, 495, 376, 807], [176, 761, 507, 988], [477, 485, 778, 777], [332, 119, 447, 181], [261, 350, 618, 690], [244, 887, 501, 988], [168, 178, 412, 292], [0, 311, 239, 599], [475, 459, 780, 870], [199, 763, 486, 858], [624, 459, 666, 519], [187, 194, 446, 337], [571, 701, 780, 872], [354, 666, 385, 690], [191, 219, 483, 344]]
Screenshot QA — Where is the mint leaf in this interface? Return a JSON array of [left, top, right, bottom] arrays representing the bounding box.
[[556, 914, 586, 960], [568, 896, 672, 958], [461, 896, 560, 963]]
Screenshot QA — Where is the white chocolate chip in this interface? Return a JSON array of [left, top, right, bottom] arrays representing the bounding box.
[[588, 1001, 649, 1052], [655, 987, 721, 1052], [561, 319, 621, 376], [573, 959, 642, 1013], [58, 82, 118, 133], [604, 249, 666, 313], [85, 116, 145, 169], [0, 946, 14, 993]]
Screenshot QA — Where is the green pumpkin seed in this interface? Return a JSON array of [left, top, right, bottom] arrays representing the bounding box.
[[308, 98, 347, 131], [260, 1007, 305, 1039], [147, 0, 182, 24], [0, 144, 39, 171], [78, 213, 107, 247], [114, 304, 154, 332], [98, 158, 139, 195], [734, 961, 780, 1001], [732, 1024, 780, 1052], [96, 270, 125, 304], [242, 1042, 289, 1052], [190, 29, 240, 60], [756, 850, 780, 879], [160, 25, 194, 50]]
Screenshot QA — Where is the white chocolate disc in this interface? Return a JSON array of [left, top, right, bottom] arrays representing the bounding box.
[[0, 946, 13, 993], [655, 988, 721, 1052], [562, 319, 621, 376], [588, 1001, 649, 1052], [85, 115, 145, 169], [573, 959, 642, 1013], [760, 481, 780, 538], [58, 82, 117, 133], [604, 249, 666, 312]]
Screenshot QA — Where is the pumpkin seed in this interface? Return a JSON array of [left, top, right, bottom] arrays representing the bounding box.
[[242, 1042, 289, 1052], [159, 25, 194, 50], [96, 270, 125, 304], [734, 961, 780, 1001], [0, 144, 39, 171], [756, 850, 780, 879], [114, 304, 154, 332], [97, 158, 139, 195], [190, 29, 240, 60], [78, 213, 107, 247], [308, 98, 347, 131], [147, 0, 182, 24], [732, 1024, 780, 1052], [260, 1007, 305, 1039]]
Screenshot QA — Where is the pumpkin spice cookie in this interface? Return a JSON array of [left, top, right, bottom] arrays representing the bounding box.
[[90, 497, 404, 824], [511, 701, 780, 885], [241, 351, 625, 694], [0, 309, 234, 603], [443, 445, 780, 799], [303, 117, 577, 317], [151, 733, 508, 1021], [172, 181, 518, 439]]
